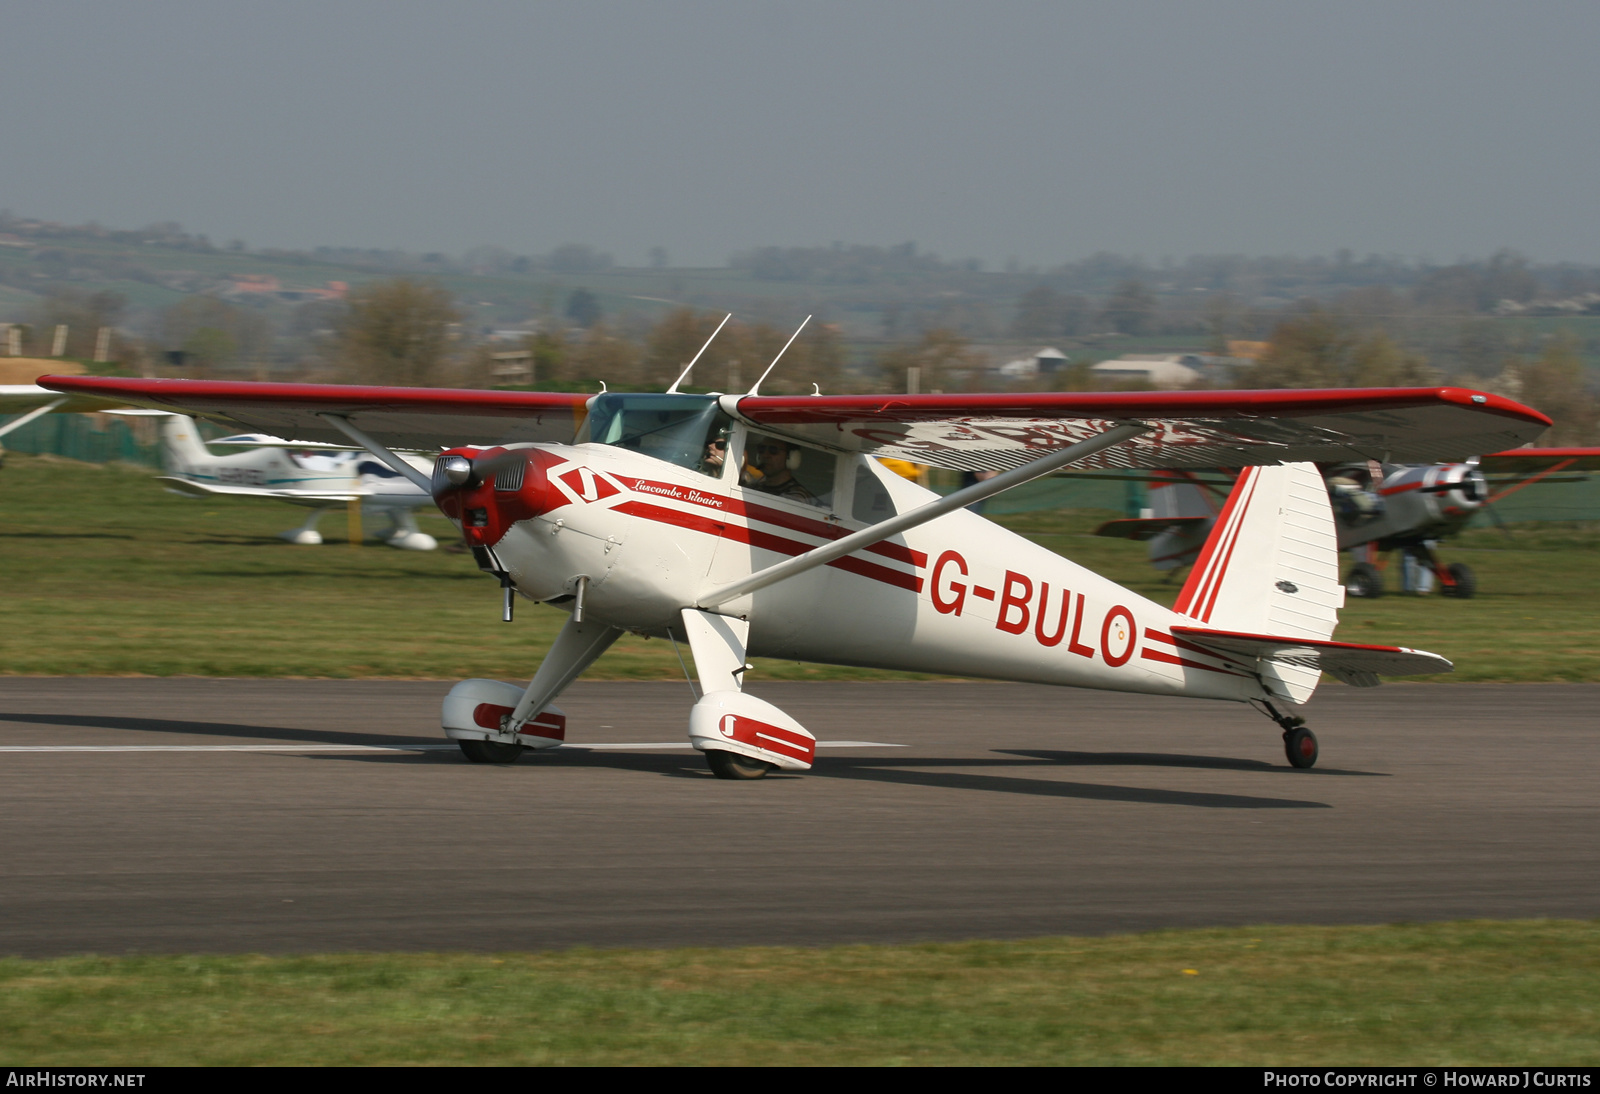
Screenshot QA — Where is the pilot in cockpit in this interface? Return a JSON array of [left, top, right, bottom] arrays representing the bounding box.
[[1326, 463, 1384, 524], [744, 438, 819, 505]]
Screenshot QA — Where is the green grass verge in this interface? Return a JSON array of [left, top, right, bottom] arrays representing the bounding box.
[[3, 454, 1600, 680], [1, 921, 1596, 1065]]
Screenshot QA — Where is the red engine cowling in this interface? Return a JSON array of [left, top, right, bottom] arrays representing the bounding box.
[[433, 446, 567, 547]]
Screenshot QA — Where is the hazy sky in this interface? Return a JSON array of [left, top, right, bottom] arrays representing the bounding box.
[[4, 1, 1598, 267]]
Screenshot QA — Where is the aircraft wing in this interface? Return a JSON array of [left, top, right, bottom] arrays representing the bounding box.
[[39, 378, 1549, 471], [0, 384, 134, 415], [729, 388, 1550, 472], [1171, 626, 1452, 688], [156, 477, 360, 501], [35, 377, 591, 450], [1477, 447, 1600, 475], [209, 432, 363, 450]]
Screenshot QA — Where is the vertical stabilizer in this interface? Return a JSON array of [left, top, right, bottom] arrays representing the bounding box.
[[1172, 462, 1344, 703], [159, 414, 211, 471]]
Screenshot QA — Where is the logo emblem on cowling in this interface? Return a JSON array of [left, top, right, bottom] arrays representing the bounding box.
[[553, 466, 621, 503], [720, 715, 737, 738]]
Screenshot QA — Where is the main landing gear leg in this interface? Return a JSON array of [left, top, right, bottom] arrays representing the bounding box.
[[1258, 700, 1318, 769], [1416, 543, 1476, 599], [448, 615, 623, 765], [680, 608, 816, 781], [280, 507, 330, 546]]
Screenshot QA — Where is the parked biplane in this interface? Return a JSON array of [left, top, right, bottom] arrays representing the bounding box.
[[156, 414, 439, 550], [41, 368, 1548, 772], [1094, 449, 1600, 598]]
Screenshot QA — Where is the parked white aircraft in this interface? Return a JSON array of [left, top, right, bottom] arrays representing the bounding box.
[[40, 371, 1549, 772], [156, 414, 439, 550], [3, 385, 437, 548]]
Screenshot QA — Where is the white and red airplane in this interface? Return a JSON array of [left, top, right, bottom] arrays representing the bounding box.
[[40, 371, 1549, 773]]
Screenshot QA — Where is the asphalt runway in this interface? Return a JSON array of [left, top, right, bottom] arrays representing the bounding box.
[[1, 678, 1596, 956]]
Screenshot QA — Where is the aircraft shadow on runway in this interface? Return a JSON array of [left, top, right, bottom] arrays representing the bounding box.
[[996, 749, 1388, 778], [802, 756, 1334, 809], [314, 747, 1335, 809], [3, 711, 1338, 809]]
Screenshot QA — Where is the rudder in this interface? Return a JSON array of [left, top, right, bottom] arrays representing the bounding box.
[[159, 414, 211, 471], [1172, 462, 1344, 702]]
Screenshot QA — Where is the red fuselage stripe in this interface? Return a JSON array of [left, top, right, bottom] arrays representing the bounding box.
[[615, 501, 924, 594], [1139, 647, 1249, 676], [614, 476, 926, 567], [1144, 627, 1248, 664]]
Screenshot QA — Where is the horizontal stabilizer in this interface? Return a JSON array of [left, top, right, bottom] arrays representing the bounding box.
[[1172, 626, 1452, 688], [1093, 516, 1210, 542]]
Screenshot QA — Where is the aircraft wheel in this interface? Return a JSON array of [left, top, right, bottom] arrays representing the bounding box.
[[1345, 562, 1384, 599], [1284, 727, 1318, 769], [458, 738, 526, 765], [1442, 562, 1476, 599], [706, 749, 775, 780]]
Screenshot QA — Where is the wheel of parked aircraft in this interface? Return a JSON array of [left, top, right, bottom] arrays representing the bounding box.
[[458, 739, 527, 765], [1345, 562, 1384, 599], [706, 749, 775, 780], [1284, 727, 1319, 770], [1442, 562, 1476, 599]]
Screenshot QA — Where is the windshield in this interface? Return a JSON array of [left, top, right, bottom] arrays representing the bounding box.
[[579, 393, 730, 476]]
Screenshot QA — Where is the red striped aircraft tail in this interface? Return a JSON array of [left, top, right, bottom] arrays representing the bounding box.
[[1171, 462, 1344, 701]]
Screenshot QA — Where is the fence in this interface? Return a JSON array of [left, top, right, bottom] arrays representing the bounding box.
[[0, 412, 162, 469]]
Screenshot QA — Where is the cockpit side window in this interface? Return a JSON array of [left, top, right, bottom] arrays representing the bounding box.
[[741, 432, 836, 508], [852, 460, 899, 524]]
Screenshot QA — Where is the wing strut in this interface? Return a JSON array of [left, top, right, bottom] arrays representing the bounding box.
[[696, 421, 1149, 609], [316, 413, 434, 492], [0, 397, 65, 441]]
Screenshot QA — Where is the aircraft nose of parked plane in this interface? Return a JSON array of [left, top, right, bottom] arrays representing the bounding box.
[[431, 447, 565, 547], [1433, 463, 1489, 513]]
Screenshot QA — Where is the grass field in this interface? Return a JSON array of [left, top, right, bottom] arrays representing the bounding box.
[[5, 454, 1600, 681], [1, 921, 1595, 1065]]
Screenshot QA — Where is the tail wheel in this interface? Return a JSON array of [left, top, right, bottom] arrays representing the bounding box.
[[458, 738, 526, 765], [1345, 562, 1384, 599], [706, 749, 775, 781], [1284, 727, 1319, 769], [1441, 562, 1476, 599]]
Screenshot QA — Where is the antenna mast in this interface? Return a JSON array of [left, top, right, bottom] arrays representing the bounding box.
[[746, 315, 811, 396], [666, 312, 733, 394]]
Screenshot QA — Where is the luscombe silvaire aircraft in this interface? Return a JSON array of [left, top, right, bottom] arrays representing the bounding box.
[[43, 351, 1550, 775]]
